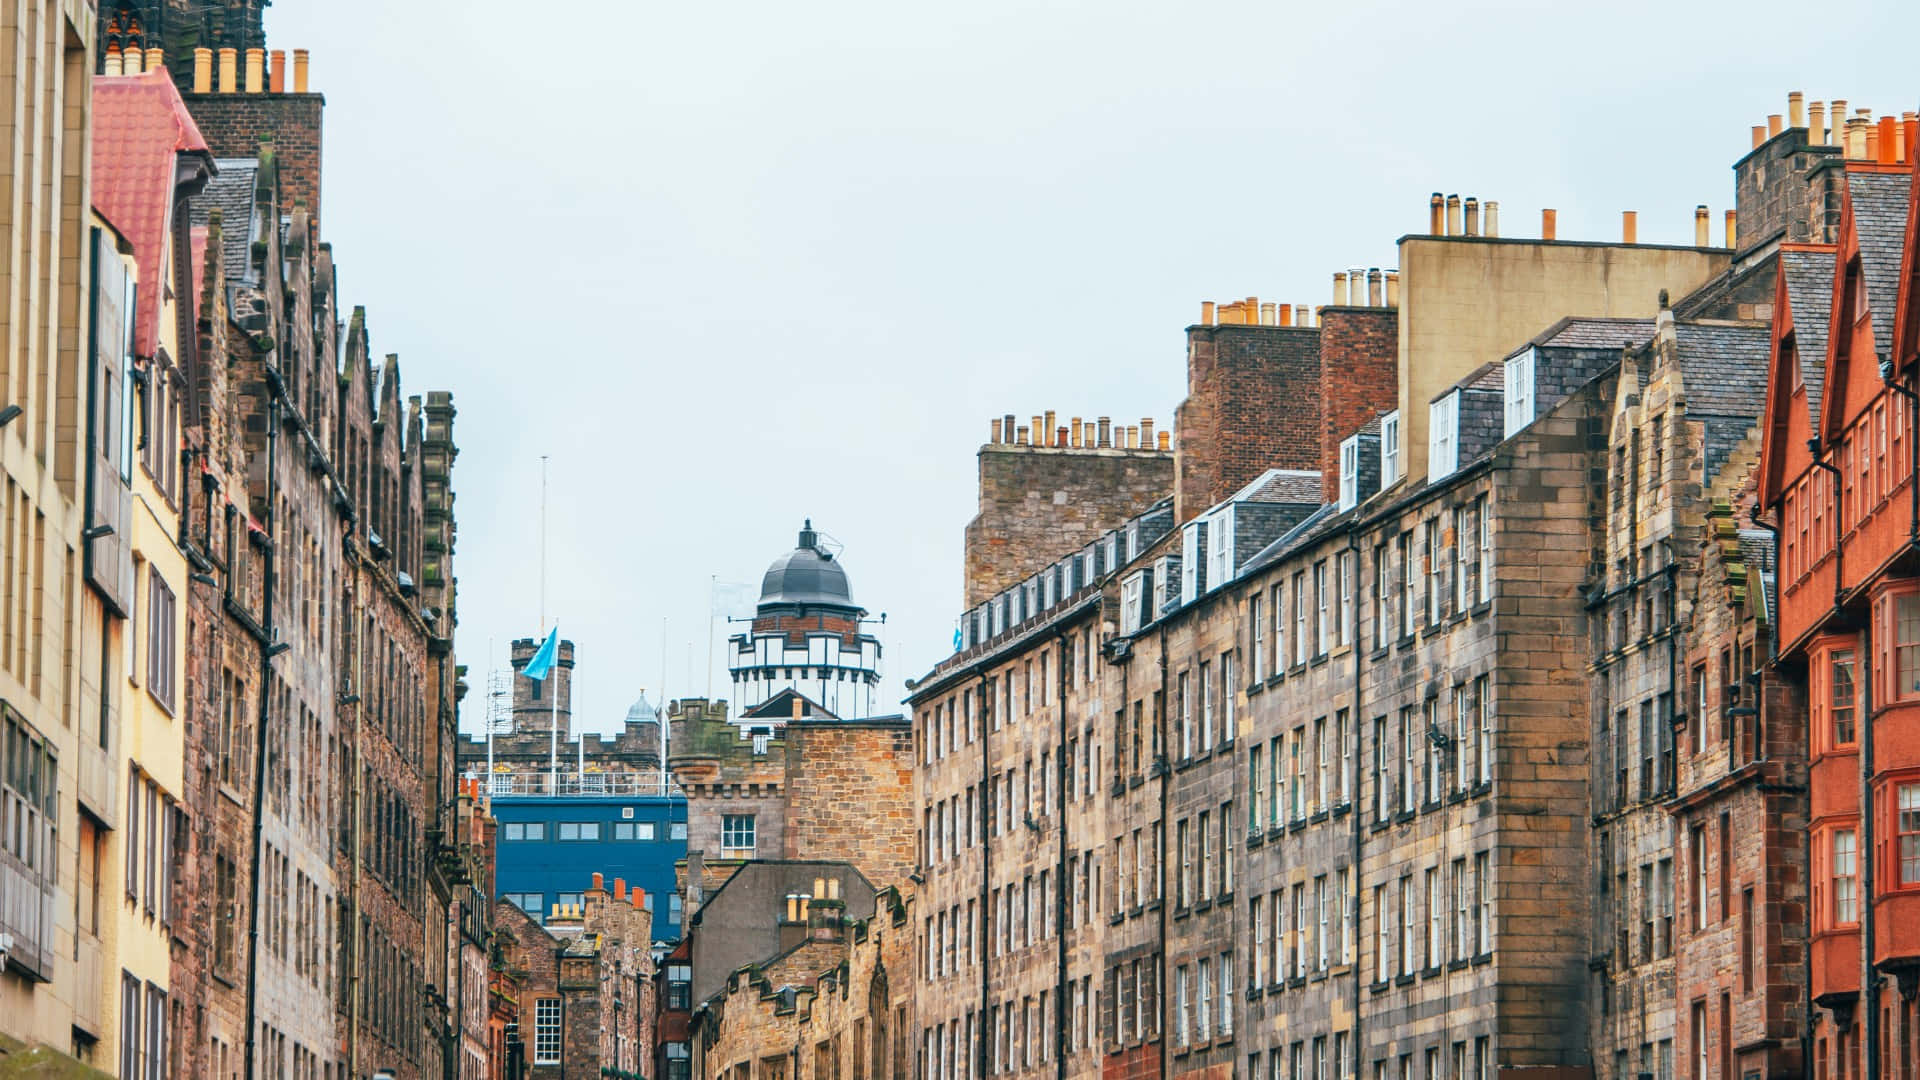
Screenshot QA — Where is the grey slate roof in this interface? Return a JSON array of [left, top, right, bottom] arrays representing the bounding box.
[[1239, 503, 1337, 576], [1674, 323, 1770, 419], [1673, 320, 1770, 483], [1780, 248, 1836, 433], [1506, 316, 1655, 359], [1242, 469, 1322, 505], [187, 157, 259, 285], [1849, 170, 1910, 354], [1737, 528, 1777, 577]]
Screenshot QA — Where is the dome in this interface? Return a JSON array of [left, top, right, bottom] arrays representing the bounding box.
[[625, 692, 660, 725], [759, 521, 859, 611]]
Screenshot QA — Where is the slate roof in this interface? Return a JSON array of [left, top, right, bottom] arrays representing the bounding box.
[[1779, 248, 1836, 432], [1441, 361, 1504, 399], [91, 69, 210, 358], [1737, 528, 1777, 577], [1506, 316, 1655, 359], [1238, 469, 1322, 505], [1239, 503, 1338, 576], [1674, 323, 1770, 419], [189, 157, 260, 285], [1849, 170, 1910, 353]]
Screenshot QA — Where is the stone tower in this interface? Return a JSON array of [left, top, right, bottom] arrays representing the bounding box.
[[510, 636, 576, 739]]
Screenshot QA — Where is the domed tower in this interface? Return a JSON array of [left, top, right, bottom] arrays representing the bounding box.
[[727, 521, 883, 721]]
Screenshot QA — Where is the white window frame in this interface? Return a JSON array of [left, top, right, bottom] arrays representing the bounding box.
[[1504, 347, 1537, 438], [721, 813, 756, 857], [1181, 521, 1203, 605], [1121, 573, 1146, 635], [1208, 510, 1234, 590], [1339, 436, 1361, 511], [1381, 411, 1401, 486], [535, 998, 563, 1064], [1429, 391, 1460, 480]]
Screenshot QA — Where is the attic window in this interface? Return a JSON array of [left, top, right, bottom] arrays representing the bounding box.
[[1207, 511, 1233, 589], [1382, 412, 1402, 487], [1121, 570, 1150, 635], [1504, 348, 1537, 438], [1339, 437, 1361, 511], [1429, 392, 1459, 481]]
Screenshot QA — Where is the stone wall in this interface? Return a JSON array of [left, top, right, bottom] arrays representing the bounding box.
[[784, 721, 916, 885]]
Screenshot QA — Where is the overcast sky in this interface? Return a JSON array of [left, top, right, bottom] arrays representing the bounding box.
[[271, 0, 1920, 737]]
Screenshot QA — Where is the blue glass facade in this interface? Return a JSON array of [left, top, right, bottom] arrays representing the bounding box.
[[490, 794, 689, 940]]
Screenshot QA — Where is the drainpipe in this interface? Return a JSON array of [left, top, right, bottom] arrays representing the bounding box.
[[1862, 609, 1879, 1080], [1055, 630, 1071, 1080], [1348, 522, 1366, 1072], [241, 391, 280, 1080], [1157, 622, 1171, 1080], [978, 669, 993, 1080], [347, 539, 366, 1079]]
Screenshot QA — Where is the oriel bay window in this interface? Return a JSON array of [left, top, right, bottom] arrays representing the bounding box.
[[1880, 588, 1920, 702], [1812, 823, 1860, 932], [1809, 641, 1858, 756]]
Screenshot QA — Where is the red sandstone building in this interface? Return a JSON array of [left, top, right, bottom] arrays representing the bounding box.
[[1761, 120, 1920, 1079]]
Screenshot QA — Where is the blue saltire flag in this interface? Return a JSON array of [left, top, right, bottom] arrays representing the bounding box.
[[953, 626, 964, 652], [525, 627, 560, 682]]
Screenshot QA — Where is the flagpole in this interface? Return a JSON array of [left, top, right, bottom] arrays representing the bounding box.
[[576, 660, 584, 787], [706, 576, 717, 701], [549, 653, 560, 795], [485, 637, 495, 792]]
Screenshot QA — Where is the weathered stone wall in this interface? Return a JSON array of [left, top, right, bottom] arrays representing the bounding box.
[[784, 721, 916, 885]]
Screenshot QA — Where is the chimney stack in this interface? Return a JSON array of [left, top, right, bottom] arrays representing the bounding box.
[[1694, 205, 1709, 247], [1445, 194, 1462, 236], [1725, 210, 1737, 250], [1542, 208, 1557, 241], [1464, 197, 1480, 237], [244, 48, 263, 93], [1429, 193, 1444, 235], [1622, 211, 1637, 244], [217, 48, 237, 93], [293, 49, 310, 93], [193, 48, 213, 93], [1809, 101, 1828, 145], [1483, 201, 1499, 238]]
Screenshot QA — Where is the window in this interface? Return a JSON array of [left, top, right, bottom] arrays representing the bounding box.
[[1340, 436, 1361, 511], [1195, 957, 1212, 1042], [534, 998, 562, 1064], [1900, 784, 1920, 886], [1504, 348, 1536, 437], [1222, 652, 1236, 743], [1400, 532, 1417, 638], [1315, 561, 1330, 656], [1429, 392, 1459, 479], [556, 821, 599, 841], [146, 568, 176, 712], [612, 821, 655, 840], [1337, 709, 1352, 806], [1399, 875, 1415, 975], [1252, 895, 1267, 986], [1898, 595, 1920, 700], [1175, 965, 1190, 1048], [722, 814, 756, 857], [1374, 884, 1389, 982], [1474, 851, 1491, 954], [1833, 828, 1858, 924], [1373, 543, 1390, 650], [1338, 550, 1355, 648], [1218, 954, 1233, 1036], [1249, 746, 1263, 833], [1250, 595, 1267, 682], [1382, 411, 1402, 486], [1294, 572, 1309, 667]]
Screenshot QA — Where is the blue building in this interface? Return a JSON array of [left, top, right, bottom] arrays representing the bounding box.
[[489, 793, 689, 940]]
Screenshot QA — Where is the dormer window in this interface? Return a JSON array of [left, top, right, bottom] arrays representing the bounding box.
[[1207, 510, 1234, 590], [1429, 392, 1460, 480], [1504, 348, 1537, 438], [1382, 412, 1402, 487], [1339, 437, 1361, 511], [1181, 521, 1207, 605], [1121, 570, 1151, 635]]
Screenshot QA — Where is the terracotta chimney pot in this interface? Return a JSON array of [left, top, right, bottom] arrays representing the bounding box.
[[1694, 205, 1709, 247], [1809, 101, 1828, 146], [1332, 272, 1349, 306], [145, 48, 163, 73], [269, 50, 286, 93], [104, 45, 123, 77], [990, 418, 1003, 443], [1751, 125, 1765, 150], [244, 48, 264, 93], [1725, 210, 1737, 250], [1043, 410, 1056, 441], [1789, 91, 1805, 130], [1542, 208, 1557, 241], [1767, 114, 1783, 138], [1157, 431, 1170, 450], [1464, 197, 1480, 237], [1429, 192, 1444, 234], [217, 48, 237, 93], [1385, 271, 1399, 308], [1621, 211, 1637, 244], [1445, 194, 1462, 236], [293, 49, 310, 93], [1483, 201, 1499, 238], [1879, 115, 1898, 164], [1367, 268, 1383, 306], [193, 48, 213, 93], [1097, 417, 1111, 448]]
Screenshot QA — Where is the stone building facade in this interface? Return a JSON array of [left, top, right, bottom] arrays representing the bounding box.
[[692, 886, 914, 1080], [491, 872, 659, 1080]]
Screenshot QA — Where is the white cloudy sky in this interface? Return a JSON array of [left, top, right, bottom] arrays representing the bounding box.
[[272, 0, 1920, 735]]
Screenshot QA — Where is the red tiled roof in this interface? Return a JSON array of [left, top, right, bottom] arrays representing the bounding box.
[[92, 69, 210, 359]]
